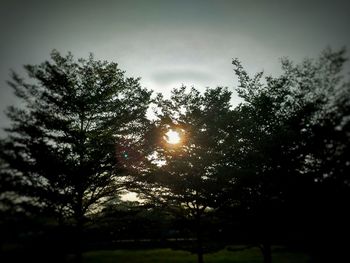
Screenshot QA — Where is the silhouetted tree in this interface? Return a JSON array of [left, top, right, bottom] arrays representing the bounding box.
[[93, 198, 174, 246], [230, 48, 350, 262], [0, 50, 151, 262], [132, 86, 234, 263]]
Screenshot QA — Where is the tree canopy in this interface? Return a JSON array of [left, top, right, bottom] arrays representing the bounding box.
[[130, 86, 235, 263], [1, 48, 349, 263], [230, 47, 350, 262], [0, 50, 151, 261]]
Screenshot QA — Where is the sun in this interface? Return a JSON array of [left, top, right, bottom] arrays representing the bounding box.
[[165, 129, 181, 144]]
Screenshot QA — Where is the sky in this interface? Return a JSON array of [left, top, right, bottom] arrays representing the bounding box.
[[1, 0, 350, 132]]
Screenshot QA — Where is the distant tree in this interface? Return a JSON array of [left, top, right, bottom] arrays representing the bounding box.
[[93, 198, 174, 245], [0, 50, 151, 262], [131, 86, 234, 263], [230, 48, 350, 262]]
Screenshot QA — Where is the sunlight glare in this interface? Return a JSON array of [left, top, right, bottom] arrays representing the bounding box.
[[165, 129, 181, 144]]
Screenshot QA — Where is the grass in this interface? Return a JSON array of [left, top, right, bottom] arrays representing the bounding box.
[[83, 247, 310, 263]]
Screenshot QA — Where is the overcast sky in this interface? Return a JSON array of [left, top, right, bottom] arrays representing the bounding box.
[[1, 0, 350, 131]]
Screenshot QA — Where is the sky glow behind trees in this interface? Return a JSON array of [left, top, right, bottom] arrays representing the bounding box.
[[1, 0, 350, 132]]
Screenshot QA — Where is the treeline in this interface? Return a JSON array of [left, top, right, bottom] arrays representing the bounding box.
[[0, 48, 349, 263]]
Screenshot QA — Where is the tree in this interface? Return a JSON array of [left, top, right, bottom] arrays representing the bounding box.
[[225, 62, 304, 263], [0, 50, 151, 262], [93, 198, 175, 247], [132, 86, 234, 263], [230, 48, 350, 262]]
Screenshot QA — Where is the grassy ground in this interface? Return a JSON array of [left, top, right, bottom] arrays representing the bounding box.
[[83, 247, 310, 263]]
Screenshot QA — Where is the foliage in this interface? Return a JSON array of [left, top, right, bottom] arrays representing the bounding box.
[[1, 48, 349, 263], [230, 48, 350, 262], [0, 50, 151, 260], [131, 86, 234, 262]]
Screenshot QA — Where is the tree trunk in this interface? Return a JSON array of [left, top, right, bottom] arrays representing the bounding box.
[[197, 236, 204, 263], [195, 214, 204, 263], [75, 250, 82, 263], [75, 193, 84, 263], [75, 217, 83, 263], [260, 243, 272, 263]]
